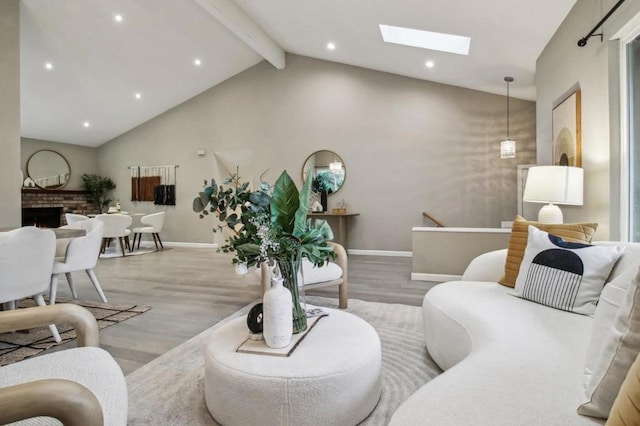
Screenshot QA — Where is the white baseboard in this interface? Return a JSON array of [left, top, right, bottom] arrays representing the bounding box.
[[347, 249, 412, 257], [411, 272, 461, 282], [137, 241, 218, 249]]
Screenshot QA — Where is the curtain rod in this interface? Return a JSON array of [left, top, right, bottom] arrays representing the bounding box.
[[577, 0, 625, 47], [127, 165, 180, 169]]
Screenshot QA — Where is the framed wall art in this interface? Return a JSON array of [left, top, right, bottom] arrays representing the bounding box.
[[552, 90, 581, 167]]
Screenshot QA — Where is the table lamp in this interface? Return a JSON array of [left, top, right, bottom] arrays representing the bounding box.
[[522, 166, 583, 224]]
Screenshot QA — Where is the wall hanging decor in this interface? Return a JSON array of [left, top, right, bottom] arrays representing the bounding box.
[[553, 90, 582, 167], [130, 165, 178, 205]]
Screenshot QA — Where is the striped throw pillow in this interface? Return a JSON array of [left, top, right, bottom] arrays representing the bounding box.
[[514, 226, 623, 316], [498, 215, 598, 288]]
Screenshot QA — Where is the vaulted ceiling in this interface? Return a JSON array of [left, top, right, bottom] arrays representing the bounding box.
[[20, 0, 576, 147]]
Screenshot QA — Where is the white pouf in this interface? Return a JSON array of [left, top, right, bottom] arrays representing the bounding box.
[[204, 308, 382, 426]]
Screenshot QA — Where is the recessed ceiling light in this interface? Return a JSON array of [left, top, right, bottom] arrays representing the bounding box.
[[379, 24, 471, 56], [327, 42, 336, 50], [44, 62, 53, 70], [83, 121, 90, 128], [135, 92, 142, 99], [194, 58, 202, 66], [425, 60, 435, 68], [114, 14, 123, 22]]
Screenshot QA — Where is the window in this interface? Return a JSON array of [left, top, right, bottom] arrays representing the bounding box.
[[628, 36, 640, 241]]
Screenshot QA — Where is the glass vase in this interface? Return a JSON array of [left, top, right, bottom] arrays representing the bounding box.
[[276, 257, 307, 334]]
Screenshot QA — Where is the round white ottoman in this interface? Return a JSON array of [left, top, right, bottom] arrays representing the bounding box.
[[204, 308, 382, 426]]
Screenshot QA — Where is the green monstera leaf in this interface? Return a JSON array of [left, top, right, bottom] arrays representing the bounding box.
[[270, 171, 299, 234], [293, 170, 313, 239]]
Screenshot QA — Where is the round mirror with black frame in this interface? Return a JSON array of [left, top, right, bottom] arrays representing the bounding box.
[[26, 149, 71, 190]]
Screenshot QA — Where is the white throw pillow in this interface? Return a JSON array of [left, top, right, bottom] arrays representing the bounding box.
[[578, 266, 640, 418], [514, 226, 624, 315], [582, 266, 637, 387]]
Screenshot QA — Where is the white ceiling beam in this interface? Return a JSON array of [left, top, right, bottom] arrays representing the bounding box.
[[193, 0, 285, 69]]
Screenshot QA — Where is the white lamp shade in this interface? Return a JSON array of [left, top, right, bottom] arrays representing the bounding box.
[[523, 166, 584, 206]]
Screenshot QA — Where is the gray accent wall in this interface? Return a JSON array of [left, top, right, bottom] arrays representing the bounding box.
[[536, 0, 640, 240], [0, 0, 21, 228], [98, 54, 536, 251], [21, 138, 99, 190]]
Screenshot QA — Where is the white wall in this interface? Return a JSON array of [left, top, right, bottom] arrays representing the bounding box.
[[98, 54, 536, 251], [536, 0, 640, 240], [0, 0, 21, 227]]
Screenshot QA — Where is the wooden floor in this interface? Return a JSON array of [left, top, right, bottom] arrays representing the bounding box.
[[51, 247, 438, 375]]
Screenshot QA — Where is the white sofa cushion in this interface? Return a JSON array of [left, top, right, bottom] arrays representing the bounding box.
[[514, 226, 623, 315], [578, 266, 640, 418], [583, 266, 637, 386], [391, 280, 601, 425]]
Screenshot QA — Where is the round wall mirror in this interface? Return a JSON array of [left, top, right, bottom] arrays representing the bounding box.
[[27, 150, 71, 190], [302, 150, 346, 195]]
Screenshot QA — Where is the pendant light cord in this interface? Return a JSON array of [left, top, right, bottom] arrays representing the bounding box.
[[507, 82, 510, 139], [504, 76, 514, 140]]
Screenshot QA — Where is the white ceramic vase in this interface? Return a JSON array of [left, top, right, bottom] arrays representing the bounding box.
[[263, 277, 293, 348]]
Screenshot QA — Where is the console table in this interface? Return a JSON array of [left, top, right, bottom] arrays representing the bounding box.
[[308, 213, 359, 251]]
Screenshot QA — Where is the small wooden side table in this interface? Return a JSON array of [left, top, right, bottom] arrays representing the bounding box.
[[307, 213, 359, 251]]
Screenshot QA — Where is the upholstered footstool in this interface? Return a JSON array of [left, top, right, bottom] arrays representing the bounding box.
[[204, 308, 382, 426]]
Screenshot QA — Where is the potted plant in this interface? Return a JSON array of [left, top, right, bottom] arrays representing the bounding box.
[[193, 170, 335, 333], [81, 174, 116, 213], [311, 173, 334, 212]]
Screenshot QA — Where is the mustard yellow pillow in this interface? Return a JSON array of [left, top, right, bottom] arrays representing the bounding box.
[[606, 352, 640, 426], [498, 216, 598, 288]]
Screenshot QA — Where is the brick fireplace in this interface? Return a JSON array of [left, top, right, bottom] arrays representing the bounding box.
[[22, 207, 63, 228], [21, 189, 101, 226]]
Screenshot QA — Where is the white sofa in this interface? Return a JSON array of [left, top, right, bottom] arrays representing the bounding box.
[[391, 242, 640, 425]]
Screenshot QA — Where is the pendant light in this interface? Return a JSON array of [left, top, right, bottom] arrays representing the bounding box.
[[500, 76, 516, 159]]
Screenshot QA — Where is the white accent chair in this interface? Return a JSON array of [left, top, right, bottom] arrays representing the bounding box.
[[96, 214, 132, 257], [65, 213, 90, 225], [51, 219, 107, 305], [0, 227, 61, 342], [260, 242, 348, 308], [0, 304, 128, 425], [131, 212, 165, 251]]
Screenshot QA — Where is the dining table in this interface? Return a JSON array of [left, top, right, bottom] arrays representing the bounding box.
[[0, 227, 85, 239]]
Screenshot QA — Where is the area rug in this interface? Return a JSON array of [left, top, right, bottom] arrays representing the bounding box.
[[126, 297, 441, 426], [0, 299, 151, 366], [99, 245, 166, 259]]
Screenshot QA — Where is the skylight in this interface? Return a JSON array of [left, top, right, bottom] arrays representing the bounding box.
[[379, 24, 470, 56]]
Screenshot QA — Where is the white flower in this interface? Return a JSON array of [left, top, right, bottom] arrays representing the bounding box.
[[235, 262, 249, 275]]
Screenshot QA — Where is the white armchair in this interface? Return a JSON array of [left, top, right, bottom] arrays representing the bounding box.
[[51, 219, 107, 304], [95, 214, 132, 257], [0, 304, 128, 425], [65, 213, 90, 225], [0, 227, 61, 342], [260, 242, 348, 308], [131, 212, 165, 251]]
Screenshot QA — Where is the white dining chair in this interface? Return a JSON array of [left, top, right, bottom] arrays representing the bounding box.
[[0, 227, 61, 342], [65, 213, 89, 225], [95, 214, 132, 257], [50, 219, 107, 304], [132, 212, 165, 251]]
